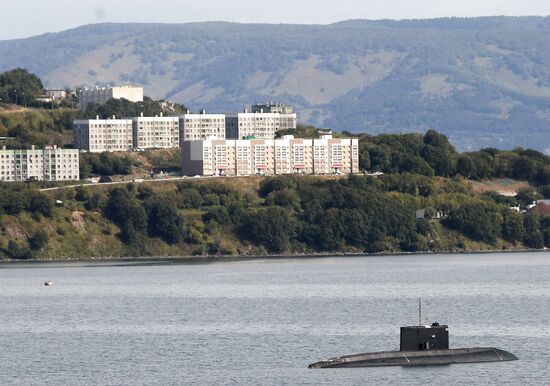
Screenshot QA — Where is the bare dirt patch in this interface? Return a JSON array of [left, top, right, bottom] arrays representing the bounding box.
[[5, 225, 28, 241], [71, 211, 87, 232], [470, 178, 530, 196]]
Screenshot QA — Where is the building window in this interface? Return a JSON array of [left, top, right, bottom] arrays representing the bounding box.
[[275, 146, 288, 160], [332, 144, 343, 164], [216, 145, 227, 167], [352, 144, 359, 159], [254, 145, 266, 166], [237, 146, 249, 161], [293, 145, 304, 165], [314, 145, 326, 160], [203, 146, 212, 160]]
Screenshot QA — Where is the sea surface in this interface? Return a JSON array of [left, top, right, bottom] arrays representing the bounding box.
[[1, 252, 549, 385]]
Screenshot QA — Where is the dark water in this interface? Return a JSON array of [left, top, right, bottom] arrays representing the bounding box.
[[1, 253, 549, 385]]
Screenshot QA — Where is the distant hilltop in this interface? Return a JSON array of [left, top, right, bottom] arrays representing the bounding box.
[[1, 17, 550, 152]]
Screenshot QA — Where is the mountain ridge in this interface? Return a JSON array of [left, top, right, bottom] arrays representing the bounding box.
[[1, 17, 550, 152]]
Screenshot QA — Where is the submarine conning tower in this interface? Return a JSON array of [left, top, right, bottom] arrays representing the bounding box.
[[400, 322, 449, 351]]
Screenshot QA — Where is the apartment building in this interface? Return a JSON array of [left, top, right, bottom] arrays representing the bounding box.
[[179, 111, 226, 145], [132, 114, 179, 149], [225, 107, 297, 140], [181, 133, 359, 177], [79, 86, 144, 109], [0, 146, 79, 182], [252, 102, 294, 114], [73, 117, 133, 153]]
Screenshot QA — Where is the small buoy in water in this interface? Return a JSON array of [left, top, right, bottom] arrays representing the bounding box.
[[44, 281, 53, 287]]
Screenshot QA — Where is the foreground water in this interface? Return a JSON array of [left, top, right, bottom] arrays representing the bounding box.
[[1, 253, 549, 385]]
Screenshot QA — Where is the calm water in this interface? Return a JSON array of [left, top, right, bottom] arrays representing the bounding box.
[[1, 253, 549, 385]]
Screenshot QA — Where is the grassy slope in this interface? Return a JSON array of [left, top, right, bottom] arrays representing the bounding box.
[[0, 105, 77, 148]]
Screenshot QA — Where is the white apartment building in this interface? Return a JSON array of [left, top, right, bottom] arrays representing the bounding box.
[[79, 86, 144, 109], [179, 111, 226, 145], [73, 117, 133, 153], [181, 133, 359, 177], [0, 146, 79, 182], [45, 89, 67, 100], [132, 114, 179, 149], [252, 102, 294, 114], [225, 107, 297, 140]]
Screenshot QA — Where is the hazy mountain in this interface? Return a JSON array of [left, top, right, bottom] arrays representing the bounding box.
[[1, 17, 550, 152]]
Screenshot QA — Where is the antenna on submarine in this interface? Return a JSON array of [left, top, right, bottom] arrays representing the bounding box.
[[418, 298, 422, 326]]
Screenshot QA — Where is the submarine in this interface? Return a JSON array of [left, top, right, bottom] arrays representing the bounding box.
[[309, 301, 518, 368], [308, 322, 518, 368]]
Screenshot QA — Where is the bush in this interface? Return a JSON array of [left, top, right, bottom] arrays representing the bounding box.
[[29, 230, 49, 250], [104, 188, 148, 244], [146, 197, 185, 244], [80, 152, 133, 176], [444, 201, 502, 243], [6, 240, 32, 260], [241, 206, 297, 252]]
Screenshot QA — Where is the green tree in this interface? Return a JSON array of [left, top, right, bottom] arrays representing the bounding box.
[[6, 240, 32, 260], [203, 206, 231, 226], [266, 189, 301, 209], [75, 186, 91, 202], [146, 197, 185, 244], [445, 201, 502, 243], [523, 214, 544, 249], [258, 175, 298, 197], [104, 188, 147, 244], [241, 206, 297, 252], [0, 68, 44, 105], [421, 145, 455, 177], [29, 230, 49, 250], [512, 157, 537, 181], [178, 188, 204, 209], [456, 154, 476, 179], [29, 192, 54, 217], [516, 188, 538, 207], [80, 152, 133, 176], [501, 211, 524, 243], [539, 185, 550, 199]]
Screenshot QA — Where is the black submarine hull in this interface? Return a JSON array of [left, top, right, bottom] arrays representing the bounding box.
[[308, 347, 518, 368]]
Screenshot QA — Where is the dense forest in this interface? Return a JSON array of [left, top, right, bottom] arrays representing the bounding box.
[[2, 169, 550, 260]]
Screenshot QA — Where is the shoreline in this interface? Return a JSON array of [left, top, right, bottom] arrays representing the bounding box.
[[1, 248, 548, 266]]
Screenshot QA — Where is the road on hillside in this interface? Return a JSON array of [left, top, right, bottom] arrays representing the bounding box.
[[38, 176, 216, 191]]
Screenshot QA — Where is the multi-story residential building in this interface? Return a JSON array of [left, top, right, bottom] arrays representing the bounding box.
[[225, 106, 297, 140], [73, 117, 133, 152], [45, 89, 67, 100], [79, 86, 144, 109], [72, 103, 295, 152], [181, 133, 359, 177], [252, 102, 294, 114], [179, 111, 226, 145], [132, 114, 179, 149], [0, 145, 79, 182]]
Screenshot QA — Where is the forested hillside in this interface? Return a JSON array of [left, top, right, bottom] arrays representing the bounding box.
[[1, 17, 550, 151], [3, 129, 550, 260]]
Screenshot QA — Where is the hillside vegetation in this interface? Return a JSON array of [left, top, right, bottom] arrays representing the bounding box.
[[1, 18, 550, 151], [3, 129, 550, 260], [0, 173, 546, 261]]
